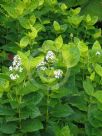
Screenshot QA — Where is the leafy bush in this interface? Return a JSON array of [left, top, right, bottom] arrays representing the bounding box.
[[0, 0, 102, 136]]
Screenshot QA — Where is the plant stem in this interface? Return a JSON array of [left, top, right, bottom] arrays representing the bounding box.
[[45, 88, 50, 130], [18, 95, 22, 130]]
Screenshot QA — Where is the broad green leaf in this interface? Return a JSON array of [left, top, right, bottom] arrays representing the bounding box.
[[83, 79, 94, 95], [68, 15, 83, 26], [52, 104, 73, 117], [88, 104, 102, 128], [92, 41, 101, 50], [59, 126, 72, 136], [60, 3, 67, 11], [95, 64, 102, 77], [93, 91, 102, 103], [28, 27, 37, 40], [0, 78, 9, 93], [30, 55, 44, 69], [55, 35, 63, 49], [42, 40, 56, 52], [53, 21, 61, 31], [85, 15, 98, 25], [19, 17, 31, 29], [18, 81, 38, 96], [19, 36, 30, 48], [24, 92, 43, 106], [71, 7, 81, 15], [20, 107, 41, 119], [21, 119, 43, 132], [93, 28, 101, 39], [0, 106, 15, 116], [0, 122, 17, 134], [62, 45, 80, 68], [18, 51, 29, 71]]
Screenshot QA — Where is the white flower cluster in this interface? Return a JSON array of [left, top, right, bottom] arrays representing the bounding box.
[[36, 61, 47, 71], [96, 51, 101, 56], [45, 51, 55, 62], [54, 69, 63, 79], [9, 55, 23, 80]]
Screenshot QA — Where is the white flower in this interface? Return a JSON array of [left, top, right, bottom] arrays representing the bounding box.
[[36, 61, 46, 68], [45, 51, 55, 62], [13, 55, 21, 61], [10, 73, 19, 80], [13, 65, 19, 71], [96, 51, 101, 56], [39, 66, 47, 71], [9, 66, 13, 71], [54, 69, 63, 79], [10, 74, 19, 80]]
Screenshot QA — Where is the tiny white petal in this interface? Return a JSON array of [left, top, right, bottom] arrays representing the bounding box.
[[10, 74, 16, 80], [54, 69, 63, 79], [9, 66, 13, 71], [96, 51, 101, 56], [46, 51, 55, 61]]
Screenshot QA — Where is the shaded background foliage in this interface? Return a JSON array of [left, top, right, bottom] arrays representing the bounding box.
[[0, 0, 102, 136]]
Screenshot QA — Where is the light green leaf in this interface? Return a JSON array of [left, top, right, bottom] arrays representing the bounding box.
[[0, 78, 9, 93], [94, 91, 102, 103], [42, 40, 56, 52], [71, 7, 81, 15], [59, 126, 72, 136], [93, 29, 101, 39], [19, 36, 30, 48], [62, 45, 80, 68], [95, 64, 102, 77], [55, 35, 63, 49], [28, 27, 37, 40], [30, 55, 44, 69], [83, 79, 94, 95], [53, 21, 61, 31], [18, 51, 29, 71], [92, 41, 101, 50]]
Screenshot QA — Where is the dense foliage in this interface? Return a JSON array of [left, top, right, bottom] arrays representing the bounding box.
[[0, 0, 102, 136]]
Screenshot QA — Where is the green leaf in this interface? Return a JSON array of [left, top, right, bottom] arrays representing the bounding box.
[[68, 15, 83, 26], [20, 107, 41, 119], [83, 79, 94, 95], [0, 106, 15, 116], [21, 119, 43, 132], [85, 15, 98, 25], [18, 81, 38, 96], [52, 104, 73, 117], [71, 7, 81, 15], [0, 122, 17, 134], [42, 40, 56, 52], [0, 78, 9, 93], [93, 91, 102, 103], [95, 64, 102, 77], [93, 29, 101, 39], [30, 55, 44, 69], [92, 41, 101, 50], [59, 126, 72, 136], [28, 27, 37, 40], [24, 92, 43, 106], [53, 21, 61, 31], [55, 35, 63, 49], [62, 45, 80, 68], [18, 51, 29, 71], [19, 36, 30, 48]]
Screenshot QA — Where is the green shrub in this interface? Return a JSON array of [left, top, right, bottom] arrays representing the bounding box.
[[0, 0, 102, 136]]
